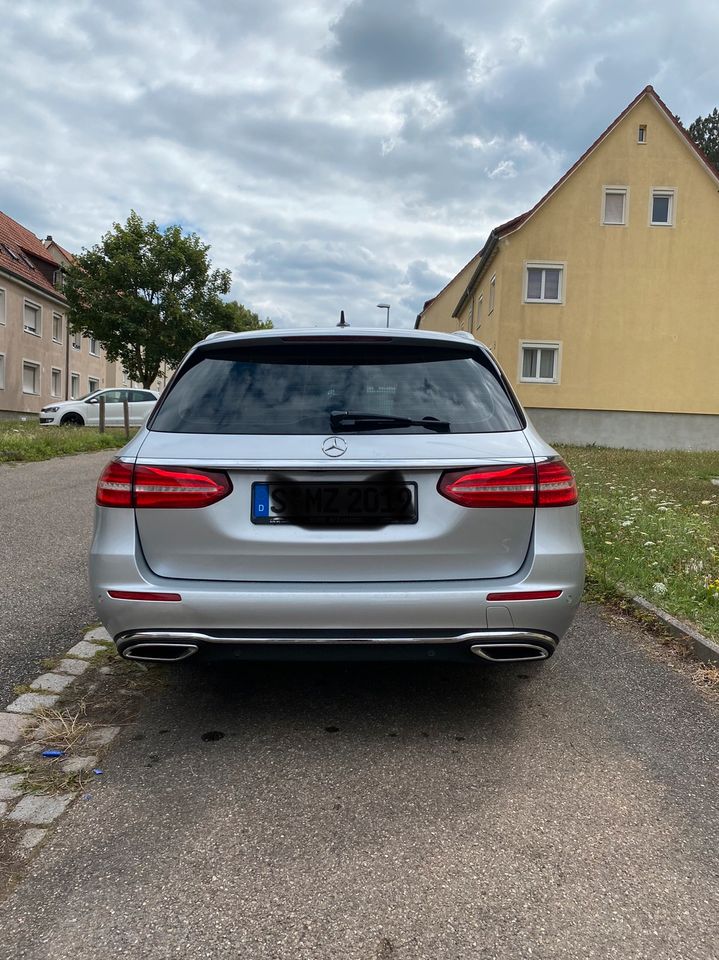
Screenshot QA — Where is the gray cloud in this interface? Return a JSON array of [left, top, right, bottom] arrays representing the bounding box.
[[326, 0, 470, 90]]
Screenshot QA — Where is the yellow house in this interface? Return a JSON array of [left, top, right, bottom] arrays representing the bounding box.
[[416, 86, 719, 451]]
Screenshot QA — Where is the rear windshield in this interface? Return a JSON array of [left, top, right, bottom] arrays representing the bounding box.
[[150, 341, 523, 435]]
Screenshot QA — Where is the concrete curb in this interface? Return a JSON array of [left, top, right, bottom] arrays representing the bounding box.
[[620, 590, 719, 666], [0, 626, 118, 863]]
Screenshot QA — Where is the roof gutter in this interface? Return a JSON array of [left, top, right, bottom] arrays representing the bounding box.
[[452, 231, 498, 318]]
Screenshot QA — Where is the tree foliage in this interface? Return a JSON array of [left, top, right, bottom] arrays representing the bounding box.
[[217, 299, 273, 333], [65, 211, 235, 387], [686, 108, 719, 173]]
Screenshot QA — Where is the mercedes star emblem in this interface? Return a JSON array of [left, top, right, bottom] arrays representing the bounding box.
[[322, 436, 348, 457]]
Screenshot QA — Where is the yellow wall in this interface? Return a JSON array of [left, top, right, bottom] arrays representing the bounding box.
[[417, 252, 481, 334], [421, 94, 719, 417]]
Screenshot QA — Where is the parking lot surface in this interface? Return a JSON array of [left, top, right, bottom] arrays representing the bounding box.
[[0, 605, 717, 960]]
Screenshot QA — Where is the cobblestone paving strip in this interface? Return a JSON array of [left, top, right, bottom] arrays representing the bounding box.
[[0, 625, 120, 890]]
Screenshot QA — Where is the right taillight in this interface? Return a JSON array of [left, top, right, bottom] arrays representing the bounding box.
[[536, 458, 578, 506], [437, 458, 577, 508], [96, 460, 232, 508]]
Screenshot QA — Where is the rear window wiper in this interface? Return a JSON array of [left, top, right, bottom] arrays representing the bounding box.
[[330, 411, 450, 433]]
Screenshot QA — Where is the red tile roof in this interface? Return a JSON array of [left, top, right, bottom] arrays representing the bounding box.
[[450, 86, 719, 317], [0, 210, 67, 301]]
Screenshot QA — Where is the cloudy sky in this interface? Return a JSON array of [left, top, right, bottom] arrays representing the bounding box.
[[1, 0, 718, 328]]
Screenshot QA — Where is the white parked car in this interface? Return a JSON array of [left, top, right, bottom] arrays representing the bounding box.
[[39, 388, 159, 427]]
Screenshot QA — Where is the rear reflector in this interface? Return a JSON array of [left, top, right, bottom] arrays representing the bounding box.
[[487, 590, 563, 601], [96, 460, 232, 508], [437, 458, 577, 508], [108, 590, 182, 601]]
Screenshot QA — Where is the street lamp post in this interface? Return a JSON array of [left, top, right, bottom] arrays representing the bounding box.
[[377, 303, 390, 327]]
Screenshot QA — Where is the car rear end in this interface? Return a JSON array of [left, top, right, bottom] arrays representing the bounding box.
[[89, 328, 584, 664]]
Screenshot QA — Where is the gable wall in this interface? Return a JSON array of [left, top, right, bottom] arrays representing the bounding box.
[[490, 97, 719, 416]]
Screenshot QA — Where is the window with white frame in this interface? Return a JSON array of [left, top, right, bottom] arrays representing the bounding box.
[[0, 353, 5, 389], [52, 312, 63, 342], [638, 124, 647, 143], [525, 264, 563, 303], [489, 275, 496, 313], [23, 300, 41, 335], [602, 187, 627, 225], [468, 297, 474, 333], [477, 293, 483, 328], [651, 189, 674, 226], [22, 360, 40, 394], [88, 377, 100, 393], [70, 372, 80, 399], [51, 368, 62, 397], [89, 337, 99, 356], [0, 288, 5, 324], [519, 342, 560, 383], [71, 331, 81, 350]]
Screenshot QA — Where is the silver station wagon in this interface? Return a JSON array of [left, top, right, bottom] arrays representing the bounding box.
[[89, 326, 584, 665]]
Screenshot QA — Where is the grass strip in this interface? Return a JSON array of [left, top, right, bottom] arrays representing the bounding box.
[[558, 445, 719, 640], [0, 421, 137, 463]]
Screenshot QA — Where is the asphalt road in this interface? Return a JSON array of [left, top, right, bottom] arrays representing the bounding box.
[[0, 451, 113, 704], [0, 605, 717, 959]]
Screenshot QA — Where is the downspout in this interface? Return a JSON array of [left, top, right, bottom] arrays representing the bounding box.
[[64, 316, 70, 400]]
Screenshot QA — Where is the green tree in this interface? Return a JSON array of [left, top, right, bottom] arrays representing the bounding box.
[[218, 299, 273, 333], [65, 211, 232, 387], [686, 108, 719, 172]]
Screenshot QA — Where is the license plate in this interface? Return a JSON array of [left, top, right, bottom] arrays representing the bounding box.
[[251, 481, 418, 525]]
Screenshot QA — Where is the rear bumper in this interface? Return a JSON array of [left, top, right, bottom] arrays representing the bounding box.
[[90, 505, 585, 655], [115, 629, 558, 663]]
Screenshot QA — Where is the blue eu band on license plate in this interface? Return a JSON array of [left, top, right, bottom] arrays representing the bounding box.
[[251, 481, 417, 525]]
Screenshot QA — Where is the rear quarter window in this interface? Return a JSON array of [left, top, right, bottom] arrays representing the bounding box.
[[150, 340, 523, 435]]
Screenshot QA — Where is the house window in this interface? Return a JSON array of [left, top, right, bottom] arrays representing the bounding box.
[[52, 313, 63, 342], [88, 377, 100, 393], [71, 332, 81, 350], [519, 342, 560, 383], [22, 361, 40, 394], [602, 188, 627, 225], [525, 264, 564, 303], [0, 353, 5, 389], [23, 301, 41, 335], [651, 189, 675, 226], [89, 337, 99, 356], [70, 373, 80, 399], [477, 294, 483, 329], [489, 275, 496, 313], [468, 298, 474, 333], [638, 124, 647, 143], [51, 368, 62, 397], [0, 288, 5, 324]]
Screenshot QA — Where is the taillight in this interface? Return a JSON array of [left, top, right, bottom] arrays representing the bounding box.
[[438, 458, 577, 508], [536, 459, 578, 506], [96, 460, 133, 507], [438, 464, 536, 508], [96, 460, 232, 508], [133, 465, 231, 508]]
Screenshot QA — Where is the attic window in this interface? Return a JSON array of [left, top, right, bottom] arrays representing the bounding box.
[[638, 124, 647, 143], [1, 242, 20, 261]]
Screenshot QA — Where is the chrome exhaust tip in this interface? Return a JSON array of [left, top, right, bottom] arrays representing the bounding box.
[[121, 642, 198, 662], [470, 642, 552, 662]]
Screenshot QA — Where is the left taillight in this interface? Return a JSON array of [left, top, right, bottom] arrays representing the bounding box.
[[96, 459, 134, 507], [96, 460, 232, 508]]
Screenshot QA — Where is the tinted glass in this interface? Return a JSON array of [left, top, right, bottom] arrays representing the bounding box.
[[543, 269, 560, 300], [652, 195, 670, 223], [151, 342, 522, 435]]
